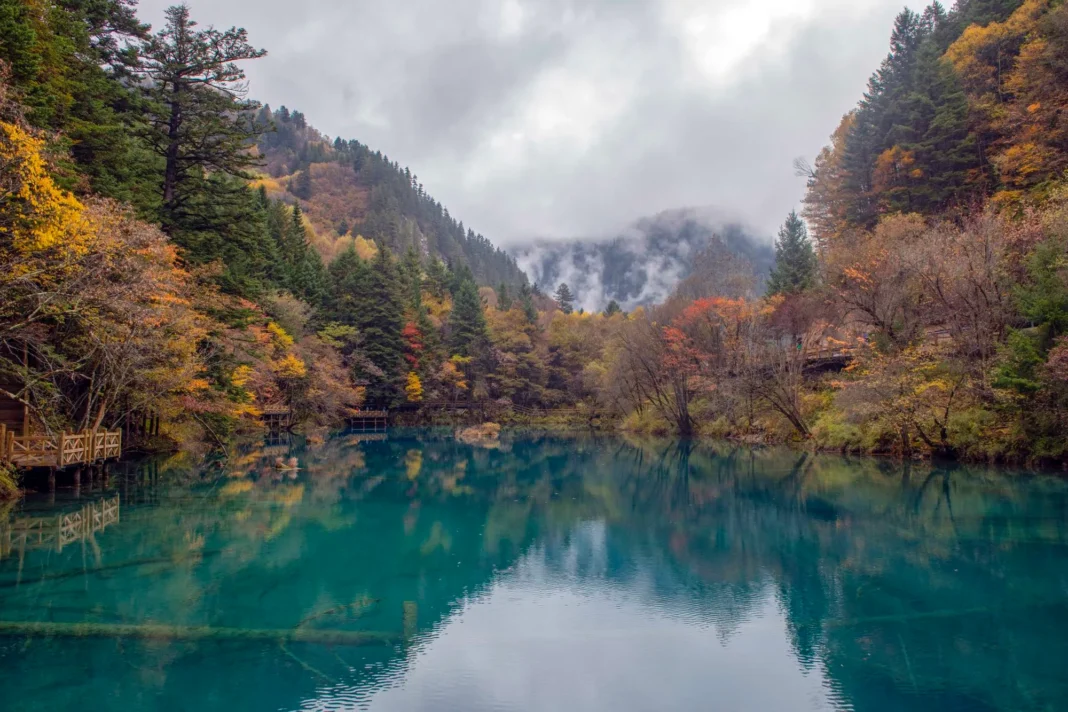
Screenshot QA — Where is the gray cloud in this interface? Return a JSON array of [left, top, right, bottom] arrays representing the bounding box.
[[137, 0, 920, 245]]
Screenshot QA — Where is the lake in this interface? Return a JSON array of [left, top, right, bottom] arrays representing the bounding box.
[[1, 430, 1067, 711]]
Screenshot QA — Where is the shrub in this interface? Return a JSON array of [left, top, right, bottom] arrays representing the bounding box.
[[0, 463, 20, 500]]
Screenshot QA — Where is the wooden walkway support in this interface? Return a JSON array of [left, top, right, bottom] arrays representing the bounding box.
[[0, 495, 120, 560], [348, 410, 389, 432], [0, 426, 122, 470], [261, 405, 292, 431]]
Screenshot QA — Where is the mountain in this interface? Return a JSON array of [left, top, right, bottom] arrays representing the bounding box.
[[511, 208, 773, 312], [254, 106, 527, 287]]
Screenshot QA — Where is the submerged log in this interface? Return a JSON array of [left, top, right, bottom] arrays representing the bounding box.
[[0, 620, 399, 646]]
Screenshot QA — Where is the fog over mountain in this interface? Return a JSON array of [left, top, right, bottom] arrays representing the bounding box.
[[512, 208, 774, 311]]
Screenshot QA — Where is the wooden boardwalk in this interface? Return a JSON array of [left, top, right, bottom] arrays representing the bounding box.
[[0, 495, 120, 560], [349, 410, 389, 431], [0, 425, 122, 469], [261, 405, 292, 431]]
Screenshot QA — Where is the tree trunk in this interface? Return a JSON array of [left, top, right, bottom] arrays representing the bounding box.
[[162, 83, 183, 218]]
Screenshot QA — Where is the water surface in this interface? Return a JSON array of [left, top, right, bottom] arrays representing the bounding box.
[[2, 430, 1067, 711]]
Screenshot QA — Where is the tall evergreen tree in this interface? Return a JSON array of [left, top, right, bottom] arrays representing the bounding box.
[[291, 168, 313, 200], [139, 5, 266, 230], [448, 279, 488, 357], [554, 283, 575, 314], [169, 173, 275, 296], [328, 246, 405, 404], [767, 211, 817, 296], [399, 246, 423, 302], [518, 283, 538, 324], [496, 282, 513, 311], [603, 300, 622, 317]]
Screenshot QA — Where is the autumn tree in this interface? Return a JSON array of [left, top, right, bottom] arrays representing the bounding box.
[[838, 343, 966, 457], [797, 113, 855, 247], [825, 214, 930, 350], [405, 371, 423, 402], [614, 306, 696, 435]]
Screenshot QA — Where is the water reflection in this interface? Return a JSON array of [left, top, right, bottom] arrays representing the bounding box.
[[0, 431, 1067, 712]]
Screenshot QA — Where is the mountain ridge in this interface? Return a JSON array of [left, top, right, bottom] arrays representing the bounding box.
[[511, 207, 774, 311], [253, 105, 528, 287]]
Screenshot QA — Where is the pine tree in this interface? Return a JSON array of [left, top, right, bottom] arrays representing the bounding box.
[[554, 283, 575, 314], [327, 245, 405, 404], [400, 246, 423, 303], [448, 279, 488, 357], [603, 300, 622, 317], [767, 211, 818, 296], [518, 283, 538, 324], [425, 257, 448, 298], [139, 5, 266, 230], [298, 249, 328, 307], [496, 282, 513, 311], [291, 168, 313, 200]]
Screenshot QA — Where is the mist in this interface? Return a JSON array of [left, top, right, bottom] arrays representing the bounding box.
[[512, 208, 774, 312]]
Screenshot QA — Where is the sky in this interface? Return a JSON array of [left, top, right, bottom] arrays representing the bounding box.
[[137, 0, 921, 245]]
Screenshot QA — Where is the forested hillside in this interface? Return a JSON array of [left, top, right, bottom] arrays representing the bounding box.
[[0, 0, 530, 497], [252, 106, 525, 286], [798, 0, 1067, 236]]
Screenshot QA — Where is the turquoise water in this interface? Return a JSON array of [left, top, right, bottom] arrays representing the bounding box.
[[2, 430, 1068, 712]]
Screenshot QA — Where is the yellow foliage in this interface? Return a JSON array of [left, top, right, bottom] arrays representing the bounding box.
[[267, 321, 295, 349], [945, 0, 1048, 96], [185, 378, 211, 393], [0, 121, 92, 257], [221, 480, 254, 496], [405, 449, 423, 480], [274, 354, 308, 379], [440, 358, 468, 393], [231, 365, 254, 388], [405, 371, 424, 402], [353, 235, 378, 261], [249, 175, 285, 195], [424, 292, 452, 320]]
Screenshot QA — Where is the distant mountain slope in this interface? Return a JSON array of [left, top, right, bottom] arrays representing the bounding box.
[[254, 106, 527, 286], [512, 208, 773, 311]]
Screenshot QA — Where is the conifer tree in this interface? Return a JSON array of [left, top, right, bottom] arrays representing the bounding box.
[[327, 245, 405, 403], [139, 5, 266, 229], [400, 246, 423, 302], [360, 247, 406, 403], [518, 283, 538, 324], [496, 282, 513, 311], [767, 211, 818, 296], [603, 300, 622, 316], [425, 257, 448, 298], [291, 168, 313, 200], [554, 283, 575, 314], [448, 279, 488, 357]]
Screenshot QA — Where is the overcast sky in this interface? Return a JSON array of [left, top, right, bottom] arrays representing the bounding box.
[[138, 0, 920, 245]]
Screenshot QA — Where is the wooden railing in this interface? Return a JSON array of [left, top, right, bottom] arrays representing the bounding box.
[[0, 427, 122, 469], [0, 495, 120, 559]]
